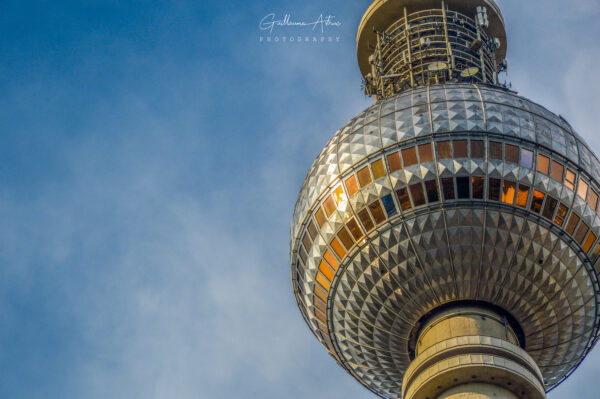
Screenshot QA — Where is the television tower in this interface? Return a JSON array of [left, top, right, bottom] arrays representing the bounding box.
[[291, 1, 600, 398]]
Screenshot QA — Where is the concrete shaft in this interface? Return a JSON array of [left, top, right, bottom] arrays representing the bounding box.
[[402, 306, 546, 399], [437, 383, 518, 398]]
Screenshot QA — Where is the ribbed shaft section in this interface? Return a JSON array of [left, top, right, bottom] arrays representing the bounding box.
[[402, 306, 546, 399]]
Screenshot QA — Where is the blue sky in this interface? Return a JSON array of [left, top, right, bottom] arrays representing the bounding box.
[[0, 0, 599, 398]]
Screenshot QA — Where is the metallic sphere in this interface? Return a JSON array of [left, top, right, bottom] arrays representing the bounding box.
[[290, 83, 600, 398]]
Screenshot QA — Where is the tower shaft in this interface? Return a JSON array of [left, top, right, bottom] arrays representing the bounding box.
[[403, 306, 545, 399]]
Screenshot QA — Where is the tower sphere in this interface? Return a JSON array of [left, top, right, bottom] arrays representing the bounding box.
[[291, 1, 600, 398]]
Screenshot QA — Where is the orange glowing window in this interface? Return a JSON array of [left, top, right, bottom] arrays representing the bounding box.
[[589, 190, 599, 211], [332, 185, 346, 207], [537, 154, 550, 175], [583, 232, 598, 253], [369, 200, 387, 225], [345, 175, 359, 197], [330, 237, 346, 259], [315, 208, 327, 227], [337, 227, 354, 250], [551, 161, 564, 181], [316, 273, 331, 291], [346, 218, 363, 240], [565, 169, 576, 190], [323, 250, 339, 271], [516, 185, 530, 208], [530, 190, 545, 213], [323, 195, 336, 217], [502, 181, 516, 204], [402, 147, 418, 166], [387, 152, 402, 172], [418, 143, 433, 162], [453, 140, 468, 158], [371, 159, 386, 180], [565, 214, 580, 235], [357, 166, 372, 187], [358, 208, 375, 231], [437, 141, 452, 159], [555, 204, 569, 227], [577, 178, 589, 200], [319, 260, 335, 281], [505, 144, 519, 164]]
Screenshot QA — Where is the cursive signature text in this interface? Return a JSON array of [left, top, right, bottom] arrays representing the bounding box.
[[259, 13, 342, 35]]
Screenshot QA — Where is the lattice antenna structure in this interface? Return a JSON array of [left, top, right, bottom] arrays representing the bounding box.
[[291, 1, 600, 399], [359, 0, 506, 101]]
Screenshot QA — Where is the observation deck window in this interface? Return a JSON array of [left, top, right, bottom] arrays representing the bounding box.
[[346, 218, 364, 240], [358, 166, 373, 187], [371, 159, 386, 180], [419, 143, 434, 162], [542, 196, 559, 220], [516, 185, 530, 208], [330, 237, 347, 259], [554, 204, 569, 227], [565, 170, 576, 190], [337, 227, 355, 250], [577, 179, 589, 200], [437, 142, 452, 159], [454, 140, 468, 158], [537, 154, 550, 175], [502, 181, 516, 204], [402, 147, 418, 166], [551, 161, 564, 182], [382, 194, 398, 217], [358, 208, 375, 231], [388, 152, 403, 172], [565, 214, 580, 235], [442, 177, 456, 200], [397, 187, 413, 210], [472, 177, 485, 199], [583, 232, 598, 253], [345, 175, 360, 197], [410, 183, 427, 206], [457, 177, 470, 199], [489, 141, 502, 160], [488, 178, 501, 201], [471, 140, 484, 158], [425, 180, 440, 203], [531, 190, 545, 213], [505, 144, 519, 164], [369, 200, 387, 224], [520, 149, 534, 168]]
